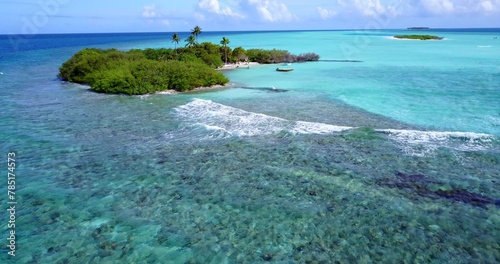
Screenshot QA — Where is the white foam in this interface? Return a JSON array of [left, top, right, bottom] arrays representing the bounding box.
[[377, 129, 495, 156], [173, 99, 353, 138], [293, 121, 352, 134], [172, 99, 496, 156]]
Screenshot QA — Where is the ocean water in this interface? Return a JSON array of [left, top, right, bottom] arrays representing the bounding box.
[[1, 29, 499, 263]]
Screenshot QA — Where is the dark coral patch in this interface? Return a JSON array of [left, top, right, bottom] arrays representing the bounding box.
[[377, 172, 499, 209]]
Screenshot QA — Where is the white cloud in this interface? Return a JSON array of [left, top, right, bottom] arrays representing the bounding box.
[[317, 7, 337, 19], [194, 12, 206, 21], [420, 0, 455, 14], [353, 0, 386, 17], [477, 0, 499, 12], [142, 4, 158, 18], [199, 0, 220, 13], [336, 0, 403, 18], [419, 0, 500, 14], [142, 4, 171, 27], [161, 20, 170, 26], [248, 0, 294, 22], [198, 0, 244, 18]]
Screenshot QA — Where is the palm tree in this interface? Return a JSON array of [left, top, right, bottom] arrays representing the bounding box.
[[191, 25, 202, 43], [185, 35, 196, 48], [171, 32, 180, 50], [220, 37, 230, 64]]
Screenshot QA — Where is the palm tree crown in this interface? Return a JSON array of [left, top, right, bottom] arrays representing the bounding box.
[[191, 26, 202, 43], [171, 33, 180, 49], [220, 37, 230, 64], [185, 35, 196, 48]]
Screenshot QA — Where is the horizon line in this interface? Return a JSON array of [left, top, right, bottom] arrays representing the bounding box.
[[2, 27, 500, 36]]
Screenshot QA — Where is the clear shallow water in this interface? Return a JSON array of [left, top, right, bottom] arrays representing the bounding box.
[[1, 30, 499, 263]]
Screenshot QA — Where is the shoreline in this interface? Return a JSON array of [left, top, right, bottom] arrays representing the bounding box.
[[154, 62, 262, 95], [385, 36, 445, 41], [72, 61, 265, 96], [155, 83, 235, 95], [216, 62, 261, 70]]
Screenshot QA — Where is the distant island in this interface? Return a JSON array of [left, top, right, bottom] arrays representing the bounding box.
[[394, 35, 443, 40], [407, 27, 430, 30], [58, 25, 319, 95]]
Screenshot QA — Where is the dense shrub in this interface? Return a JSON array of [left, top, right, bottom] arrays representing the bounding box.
[[92, 67, 137, 94], [141, 48, 175, 61], [295, 53, 321, 62], [246, 49, 273, 63], [180, 42, 225, 68], [232, 46, 247, 62], [59, 41, 319, 95], [393, 35, 443, 40], [59, 48, 229, 95], [246, 48, 319, 64], [59, 48, 103, 83]]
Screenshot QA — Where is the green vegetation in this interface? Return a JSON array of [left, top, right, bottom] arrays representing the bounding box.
[[220, 37, 230, 64], [394, 35, 443, 40], [185, 35, 196, 48], [243, 49, 319, 64], [59, 25, 320, 95], [407, 27, 430, 30], [58, 47, 229, 95], [171, 33, 180, 50], [191, 26, 202, 43]]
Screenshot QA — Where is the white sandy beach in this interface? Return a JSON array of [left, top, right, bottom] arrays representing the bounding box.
[[217, 61, 260, 70]]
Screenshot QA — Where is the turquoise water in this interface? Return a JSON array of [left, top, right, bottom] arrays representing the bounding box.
[[1, 30, 499, 263]]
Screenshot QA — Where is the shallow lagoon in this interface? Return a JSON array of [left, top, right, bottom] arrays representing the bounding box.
[[1, 29, 499, 263]]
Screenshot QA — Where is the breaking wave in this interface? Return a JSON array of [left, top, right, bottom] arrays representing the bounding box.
[[169, 99, 497, 156], [172, 99, 352, 138], [377, 129, 496, 157]]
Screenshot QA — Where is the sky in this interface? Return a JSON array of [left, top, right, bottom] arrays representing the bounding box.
[[2, 0, 500, 34]]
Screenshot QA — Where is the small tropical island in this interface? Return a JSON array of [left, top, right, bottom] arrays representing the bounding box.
[[407, 27, 430, 30], [59, 26, 320, 95], [393, 34, 443, 40]]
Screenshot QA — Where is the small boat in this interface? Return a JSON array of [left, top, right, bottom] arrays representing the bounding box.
[[276, 68, 293, 72]]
